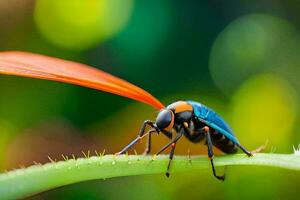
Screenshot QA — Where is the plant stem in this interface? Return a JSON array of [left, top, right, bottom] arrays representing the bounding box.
[[0, 153, 299, 200]]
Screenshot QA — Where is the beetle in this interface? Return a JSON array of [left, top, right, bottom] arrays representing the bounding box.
[[116, 100, 252, 180], [0, 51, 252, 181]]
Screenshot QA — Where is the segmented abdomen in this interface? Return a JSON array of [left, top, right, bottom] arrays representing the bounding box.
[[210, 131, 238, 154]]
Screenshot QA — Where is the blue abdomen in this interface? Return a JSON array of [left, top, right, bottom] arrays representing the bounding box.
[[187, 100, 239, 145]]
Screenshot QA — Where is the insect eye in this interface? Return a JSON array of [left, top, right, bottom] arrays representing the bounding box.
[[155, 109, 173, 130]]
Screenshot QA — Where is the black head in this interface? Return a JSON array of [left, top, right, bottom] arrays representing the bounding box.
[[155, 109, 174, 132]]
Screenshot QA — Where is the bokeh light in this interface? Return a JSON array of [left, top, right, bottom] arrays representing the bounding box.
[[209, 14, 300, 95], [34, 0, 134, 50], [229, 74, 298, 150]]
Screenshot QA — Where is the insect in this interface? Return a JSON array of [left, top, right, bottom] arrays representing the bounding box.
[[0, 51, 252, 181]]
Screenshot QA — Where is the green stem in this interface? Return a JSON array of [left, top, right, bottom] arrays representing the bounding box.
[[0, 153, 299, 200]]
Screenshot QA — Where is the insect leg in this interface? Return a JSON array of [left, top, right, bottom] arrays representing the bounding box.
[[155, 130, 183, 155], [203, 126, 225, 181], [143, 129, 157, 155], [165, 142, 176, 177], [236, 143, 253, 157], [155, 129, 183, 177], [116, 120, 155, 155]]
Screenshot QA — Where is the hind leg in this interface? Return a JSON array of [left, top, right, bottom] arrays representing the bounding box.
[[236, 143, 253, 157]]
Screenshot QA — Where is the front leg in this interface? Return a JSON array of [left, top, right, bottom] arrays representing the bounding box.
[[116, 120, 155, 155], [142, 128, 157, 155]]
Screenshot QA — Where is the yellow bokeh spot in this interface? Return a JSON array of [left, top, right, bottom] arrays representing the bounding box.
[[34, 0, 134, 50], [230, 74, 298, 149]]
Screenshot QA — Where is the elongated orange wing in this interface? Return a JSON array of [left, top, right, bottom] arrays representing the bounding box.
[[0, 51, 164, 110]]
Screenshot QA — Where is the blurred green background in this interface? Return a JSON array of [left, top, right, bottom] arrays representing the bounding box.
[[0, 0, 300, 199]]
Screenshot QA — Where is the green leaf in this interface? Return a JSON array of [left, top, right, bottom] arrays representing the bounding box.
[[0, 153, 299, 200]]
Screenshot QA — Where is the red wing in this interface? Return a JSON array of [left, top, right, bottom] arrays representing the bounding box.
[[0, 51, 164, 110]]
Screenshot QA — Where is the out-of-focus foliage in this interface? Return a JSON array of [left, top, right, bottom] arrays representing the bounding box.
[[0, 0, 299, 199], [110, 0, 173, 66], [230, 74, 298, 151], [210, 14, 300, 95], [34, 0, 134, 50]]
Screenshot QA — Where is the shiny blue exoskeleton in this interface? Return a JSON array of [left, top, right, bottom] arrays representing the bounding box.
[[187, 100, 239, 144]]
